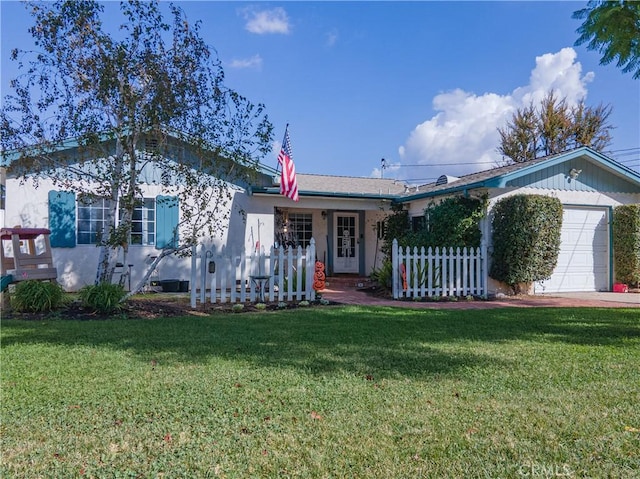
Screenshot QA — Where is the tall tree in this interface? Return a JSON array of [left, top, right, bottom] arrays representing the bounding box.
[[498, 105, 539, 163], [573, 0, 640, 80], [538, 92, 572, 156], [1, 1, 273, 294], [497, 92, 613, 163]]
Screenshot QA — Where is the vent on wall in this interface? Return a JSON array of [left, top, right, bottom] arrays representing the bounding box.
[[435, 174, 460, 186], [145, 138, 159, 151]]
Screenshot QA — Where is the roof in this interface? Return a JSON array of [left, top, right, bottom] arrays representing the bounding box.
[[397, 147, 640, 202], [252, 173, 407, 199], [1, 128, 278, 183], [253, 147, 640, 201]]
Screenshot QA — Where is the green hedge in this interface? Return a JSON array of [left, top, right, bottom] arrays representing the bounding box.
[[490, 194, 563, 293], [613, 204, 640, 287], [382, 196, 484, 254], [381, 203, 410, 257], [416, 196, 484, 248]]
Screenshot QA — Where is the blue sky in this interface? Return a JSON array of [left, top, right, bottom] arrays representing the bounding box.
[[2, 1, 639, 183]]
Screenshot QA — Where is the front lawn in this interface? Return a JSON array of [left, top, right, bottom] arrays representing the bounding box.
[[1, 306, 639, 478]]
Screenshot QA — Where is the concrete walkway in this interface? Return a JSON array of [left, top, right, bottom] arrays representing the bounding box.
[[319, 280, 640, 309]]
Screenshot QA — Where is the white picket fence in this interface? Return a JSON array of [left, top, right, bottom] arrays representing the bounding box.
[[190, 238, 316, 307], [392, 239, 486, 299]]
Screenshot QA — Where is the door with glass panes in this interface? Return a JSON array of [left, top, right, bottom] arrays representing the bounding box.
[[333, 213, 359, 273]]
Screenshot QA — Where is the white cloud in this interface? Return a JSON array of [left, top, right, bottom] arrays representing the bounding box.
[[370, 162, 401, 179], [396, 48, 594, 183], [325, 29, 339, 47], [272, 140, 282, 158], [515, 47, 594, 107], [229, 54, 263, 70], [242, 7, 290, 35]]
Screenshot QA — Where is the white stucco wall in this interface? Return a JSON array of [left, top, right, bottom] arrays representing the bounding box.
[[3, 175, 396, 291], [3, 176, 262, 291], [253, 193, 394, 276]]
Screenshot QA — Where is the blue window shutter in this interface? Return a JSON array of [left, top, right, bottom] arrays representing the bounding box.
[[48, 191, 76, 248], [156, 195, 179, 249]]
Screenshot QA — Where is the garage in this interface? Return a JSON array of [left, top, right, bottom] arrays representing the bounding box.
[[535, 206, 610, 293]]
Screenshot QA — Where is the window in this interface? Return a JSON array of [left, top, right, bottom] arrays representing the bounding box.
[[77, 197, 115, 245], [49, 190, 177, 249], [288, 213, 313, 248], [337, 215, 356, 258], [412, 215, 426, 233], [122, 198, 155, 245], [78, 196, 157, 246]]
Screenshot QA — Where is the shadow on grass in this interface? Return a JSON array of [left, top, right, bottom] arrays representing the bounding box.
[[2, 306, 638, 380]]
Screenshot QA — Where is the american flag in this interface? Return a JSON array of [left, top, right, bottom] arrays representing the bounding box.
[[277, 126, 299, 202]]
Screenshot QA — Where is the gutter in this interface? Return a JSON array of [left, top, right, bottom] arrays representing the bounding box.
[[250, 187, 398, 201], [395, 181, 487, 203]]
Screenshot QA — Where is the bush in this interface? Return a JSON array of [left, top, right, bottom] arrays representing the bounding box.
[[419, 196, 485, 248], [381, 204, 410, 257], [489, 194, 563, 293], [79, 283, 127, 314], [381, 196, 485, 259], [11, 280, 67, 313], [613, 204, 640, 287], [232, 304, 244, 313], [371, 260, 393, 290]]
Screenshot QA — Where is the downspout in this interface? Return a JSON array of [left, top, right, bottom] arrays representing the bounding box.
[[607, 205, 614, 291], [326, 211, 333, 276], [0, 167, 5, 229], [480, 202, 490, 299], [358, 211, 365, 276]]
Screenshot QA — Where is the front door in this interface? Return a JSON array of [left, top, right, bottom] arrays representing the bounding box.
[[333, 213, 359, 273]]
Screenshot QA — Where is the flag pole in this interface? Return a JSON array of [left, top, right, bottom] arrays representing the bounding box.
[[275, 123, 289, 174]]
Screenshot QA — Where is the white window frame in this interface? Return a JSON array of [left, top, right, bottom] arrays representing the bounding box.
[[77, 196, 115, 245], [288, 213, 313, 248], [77, 196, 156, 246], [126, 198, 156, 246]]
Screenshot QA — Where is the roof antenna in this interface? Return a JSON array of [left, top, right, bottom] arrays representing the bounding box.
[[380, 158, 387, 178]]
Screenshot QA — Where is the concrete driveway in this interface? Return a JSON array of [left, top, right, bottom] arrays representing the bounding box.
[[540, 292, 640, 305]]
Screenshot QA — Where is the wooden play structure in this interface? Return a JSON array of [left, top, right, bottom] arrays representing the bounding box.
[[1, 227, 58, 291]]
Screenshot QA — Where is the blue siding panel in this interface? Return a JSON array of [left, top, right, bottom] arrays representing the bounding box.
[[48, 190, 76, 248], [507, 157, 638, 192]]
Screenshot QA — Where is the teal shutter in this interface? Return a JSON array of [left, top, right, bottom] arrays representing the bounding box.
[[48, 191, 76, 248], [156, 195, 179, 249]]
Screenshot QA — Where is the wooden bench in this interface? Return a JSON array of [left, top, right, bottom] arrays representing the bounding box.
[[0, 227, 58, 283]]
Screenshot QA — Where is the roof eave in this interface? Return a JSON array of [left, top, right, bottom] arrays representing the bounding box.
[[251, 187, 398, 201], [395, 181, 487, 203]]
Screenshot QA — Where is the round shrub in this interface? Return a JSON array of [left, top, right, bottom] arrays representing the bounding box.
[[79, 283, 127, 314], [613, 204, 640, 287], [11, 280, 67, 313], [490, 194, 563, 293]]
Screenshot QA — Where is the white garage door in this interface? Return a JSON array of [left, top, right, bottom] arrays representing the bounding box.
[[535, 207, 609, 293]]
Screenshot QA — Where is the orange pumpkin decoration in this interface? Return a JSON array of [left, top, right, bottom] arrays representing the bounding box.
[[313, 261, 326, 291], [400, 263, 408, 291]]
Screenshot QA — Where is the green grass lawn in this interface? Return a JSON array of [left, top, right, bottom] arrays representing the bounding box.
[[1, 306, 639, 478]]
